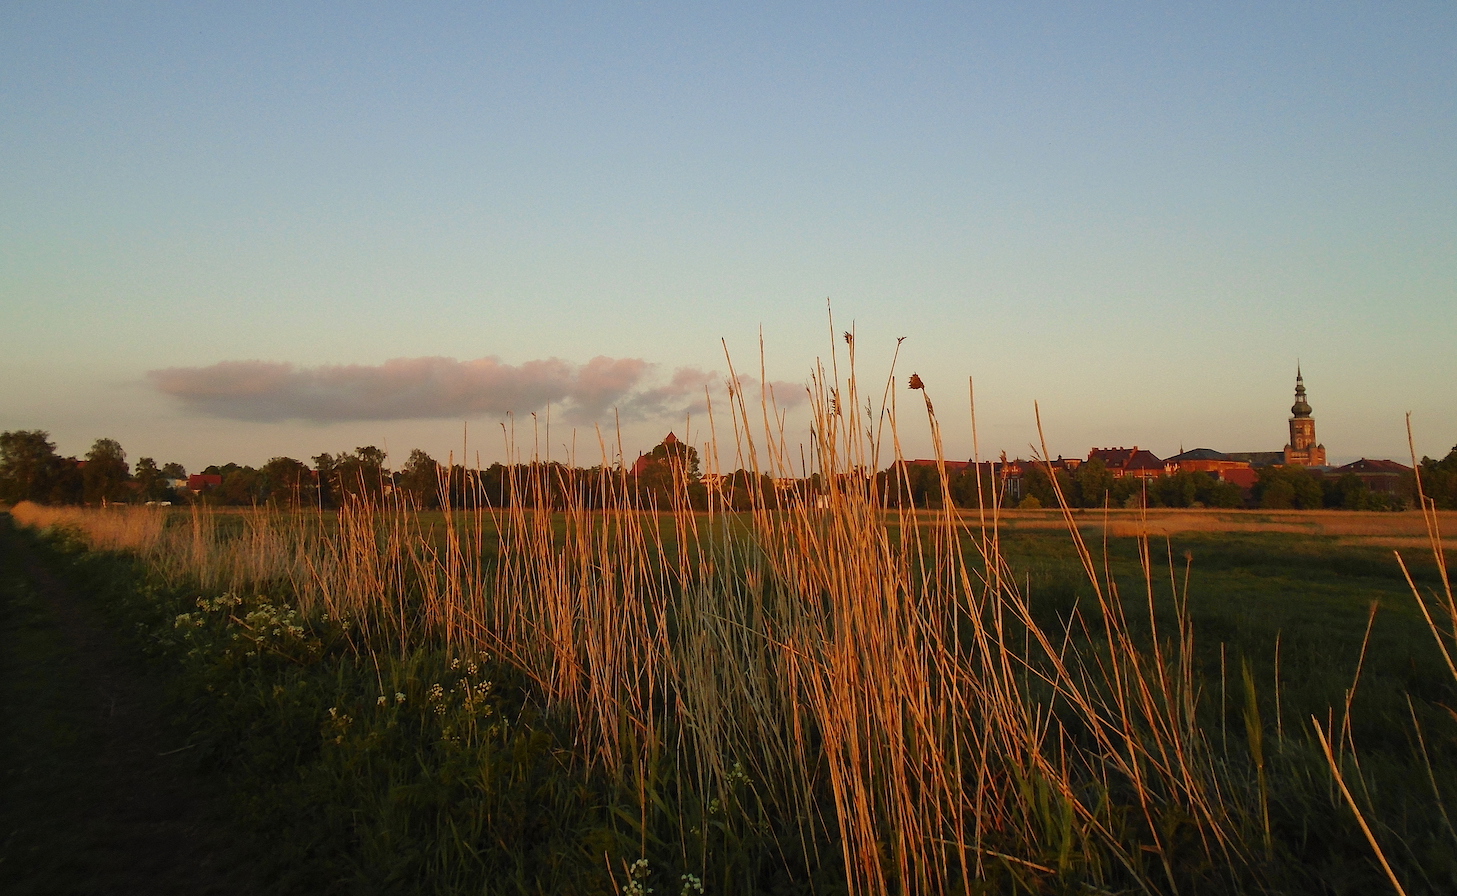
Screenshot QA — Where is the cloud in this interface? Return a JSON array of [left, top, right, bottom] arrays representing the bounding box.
[[148, 356, 806, 424], [149, 356, 645, 422]]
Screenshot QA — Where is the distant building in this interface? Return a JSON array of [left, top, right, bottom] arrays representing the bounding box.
[[1283, 367, 1326, 466], [1221, 368, 1327, 469], [1332, 458, 1410, 496], [1223, 451, 1286, 468], [1167, 448, 1258, 489], [955, 456, 1082, 503], [871, 370, 1371, 506], [187, 473, 222, 492], [1087, 446, 1172, 480], [899, 459, 971, 476]]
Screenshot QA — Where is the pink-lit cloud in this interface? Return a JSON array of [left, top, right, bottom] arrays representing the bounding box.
[[148, 356, 805, 424]]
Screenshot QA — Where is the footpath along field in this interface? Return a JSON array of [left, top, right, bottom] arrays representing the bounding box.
[[2, 494, 1453, 896]]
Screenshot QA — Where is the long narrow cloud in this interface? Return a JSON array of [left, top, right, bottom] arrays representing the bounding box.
[[148, 356, 804, 424]]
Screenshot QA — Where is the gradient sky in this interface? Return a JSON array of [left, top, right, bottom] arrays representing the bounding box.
[[3, 3, 1454, 473]]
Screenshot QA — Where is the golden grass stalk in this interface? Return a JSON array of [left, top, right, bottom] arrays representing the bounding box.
[[1312, 719, 1410, 896], [1305, 414, 1457, 896]]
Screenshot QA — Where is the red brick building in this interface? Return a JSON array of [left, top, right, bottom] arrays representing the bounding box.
[[1087, 447, 1172, 480], [187, 473, 222, 492], [1168, 448, 1258, 489], [1332, 458, 1410, 495]]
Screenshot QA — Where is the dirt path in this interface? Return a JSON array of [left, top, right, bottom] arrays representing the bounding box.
[[0, 522, 259, 895]]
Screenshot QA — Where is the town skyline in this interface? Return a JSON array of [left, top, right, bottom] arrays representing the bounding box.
[[0, 363, 1446, 475]]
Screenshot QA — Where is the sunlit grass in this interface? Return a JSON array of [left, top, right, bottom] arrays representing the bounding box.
[[8, 333, 1456, 894]]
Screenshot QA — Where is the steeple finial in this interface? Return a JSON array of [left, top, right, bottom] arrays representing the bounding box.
[[1291, 366, 1311, 417]]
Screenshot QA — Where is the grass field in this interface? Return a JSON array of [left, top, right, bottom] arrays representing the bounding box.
[[2, 351, 1452, 893], [5, 494, 1453, 895], [996, 506, 1457, 546]]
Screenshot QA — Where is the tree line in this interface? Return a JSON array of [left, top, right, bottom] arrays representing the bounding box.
[[0, 431, 144, 506], [4, 429, 1452, 512], [882, 454, 1439, 512], [883, 459, 1247, 511], [0, 430, 730, 511]]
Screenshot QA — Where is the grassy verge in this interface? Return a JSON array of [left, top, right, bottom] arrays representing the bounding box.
[[12, 334, 1456, 893], [0, 515, 260, 894], [10, 528, 633, 894]]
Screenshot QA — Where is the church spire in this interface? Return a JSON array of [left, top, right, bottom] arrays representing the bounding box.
[[1291, 366, 1311, 418], [1284, 366, 1324, 466]]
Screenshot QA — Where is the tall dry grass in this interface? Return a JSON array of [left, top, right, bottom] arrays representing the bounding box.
[[1308, 419, 1457, 896], [9, 501, 169, 553], [11, 333, 1301, 894]]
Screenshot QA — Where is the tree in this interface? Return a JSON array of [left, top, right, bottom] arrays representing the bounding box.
[[397, 449, 441, 508], [48, 458, 85, 505], [0, 429, 61, 504], [634, 436, 700, 508], [332, 446, 387, 502], [313, 453, 338, 508], [1148, 471, 1202, 508], [720, 469, 779, 511], [218, 466, 265, 505], [1260, 478, 1295, 509], [1254, 466, 1323, 510], [194, 462, 263, 505], [650, 438, 699, 478], [83, 438, 130, 505], [1074, 459, 1116, 508], [132, 457, 172, 502], [1418, 445, 1457, 510], [1202, 478, 1244, 509], [881, 462, 945, 509], [1020, 464, 1067, 509], [261, 457, 315, 507]]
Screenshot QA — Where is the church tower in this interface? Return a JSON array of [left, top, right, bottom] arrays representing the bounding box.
[[1283, 367, 1326, 466]]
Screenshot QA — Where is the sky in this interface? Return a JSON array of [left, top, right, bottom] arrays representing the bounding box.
[[2, 2, 1454, 474]]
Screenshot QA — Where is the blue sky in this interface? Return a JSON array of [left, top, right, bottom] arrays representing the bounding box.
[[2, 3, 1453, 472]]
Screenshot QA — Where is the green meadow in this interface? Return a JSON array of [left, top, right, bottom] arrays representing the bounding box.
[[3, 494, 1453, 896]]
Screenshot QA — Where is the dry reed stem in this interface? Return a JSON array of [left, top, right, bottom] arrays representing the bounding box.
[[1312, 719, 1410, 896]]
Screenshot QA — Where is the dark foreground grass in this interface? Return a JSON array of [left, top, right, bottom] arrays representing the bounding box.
[[6, 518, 833, 895], [1002, 527, 1457, 893], [1003, 529, 1453, 733], [0, 516, 259, 895], [6, 511, 1456, 894], [4, 529, 620, 894]]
